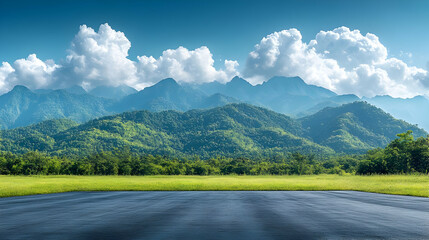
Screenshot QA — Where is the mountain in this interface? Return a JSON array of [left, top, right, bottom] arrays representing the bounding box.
[[0, 104, 334, 157], [298, 94, 360, 117], [113, 78, 205, 112], [187, 76, 254, 99], [364, 95, 429, 132], [191, 76, 355, 116], [300, 101, 427, 153], [1, 102, 425, 157], [0, 119, 78, 153], [217, 76, 256, 102], [89, 85, 137, 99], [254, 76, 337, 115], [257, 76, 335, 98], [0, 86, 113, 129], [113, 78, 238, 112], [0, 79, 241, 129]]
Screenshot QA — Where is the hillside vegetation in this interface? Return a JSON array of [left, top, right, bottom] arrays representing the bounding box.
[[0, 102, 425, 157], [300, 102, 426, 153]]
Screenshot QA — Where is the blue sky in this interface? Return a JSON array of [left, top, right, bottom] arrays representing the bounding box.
[[1, 0, 429, 97], [1, 0, 428, 68]]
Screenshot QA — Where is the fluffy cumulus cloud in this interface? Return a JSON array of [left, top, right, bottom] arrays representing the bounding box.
[[59, 23, 138, 89], [244, 26, 429, 97], [136, 46, 238, 88], [59, 23, 238, 89], [12, 54, 59, 89], [0, 54, 59, 93]]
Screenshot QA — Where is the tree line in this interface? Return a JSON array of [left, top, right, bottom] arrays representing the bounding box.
[[357, 131, 429, 174], [0, 149, 359, 175]]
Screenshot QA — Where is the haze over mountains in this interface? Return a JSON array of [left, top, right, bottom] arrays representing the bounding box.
[[0, 76, 427, 132]]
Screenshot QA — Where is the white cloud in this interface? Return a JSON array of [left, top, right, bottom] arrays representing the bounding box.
[[224, 60, 240, 77], [311, 27, 388, 69], [12, 54, 59, 89], [60, 23, 138, 89], [53, 23, 238, 90], [0, 62, 15, 90], [244, 28, 348, 91], [0, 54, 59, 93], [136, 46, 238, 88], [244, 26, 429, 98]]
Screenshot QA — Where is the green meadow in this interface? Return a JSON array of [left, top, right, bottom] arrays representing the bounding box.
[[1, 174, 428, 198]]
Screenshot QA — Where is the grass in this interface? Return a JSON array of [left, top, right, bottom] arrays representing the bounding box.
[[0, 174, 428, 198]]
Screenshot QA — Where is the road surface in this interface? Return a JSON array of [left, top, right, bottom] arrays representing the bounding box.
[[1, 191, 428, 239]]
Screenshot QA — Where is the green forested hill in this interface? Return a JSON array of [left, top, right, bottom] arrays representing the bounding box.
[[53, 104, 336, 157], [300, 102, 427, 153], [0, 104, 333, 157], [0, 102, 425, 157], [0, 119, 78, 153]]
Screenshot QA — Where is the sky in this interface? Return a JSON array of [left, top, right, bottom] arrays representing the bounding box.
[[1, 0, 429, 97]]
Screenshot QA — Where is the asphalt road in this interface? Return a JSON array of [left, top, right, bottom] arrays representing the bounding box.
[[1, 191, 428, 240]]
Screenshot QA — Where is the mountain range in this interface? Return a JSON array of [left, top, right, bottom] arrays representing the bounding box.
[[0, 78, 240, 129], [0, 77, 429, 156], [0, 102, 425, 157], [3, 76, 427, 130], [189, 76, 349, 116]]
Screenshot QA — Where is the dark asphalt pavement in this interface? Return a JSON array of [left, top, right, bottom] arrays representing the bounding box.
[[1, 191, 428, 239]]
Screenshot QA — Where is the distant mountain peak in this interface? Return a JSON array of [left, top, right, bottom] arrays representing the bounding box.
[[155, 78, 180, 87], [231, 76, 245, 81], [12, 85, 31, 92], [370, 95, 394, 100], [227, 76, 252, 86], [413, 95, 428, 101], [144, 78, 181, 94]]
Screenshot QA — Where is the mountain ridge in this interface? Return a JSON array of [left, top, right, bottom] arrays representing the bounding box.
[[1, 102, 425, 157]]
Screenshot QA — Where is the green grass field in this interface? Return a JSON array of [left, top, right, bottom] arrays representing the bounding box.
[[1, 174, 428, 198]]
